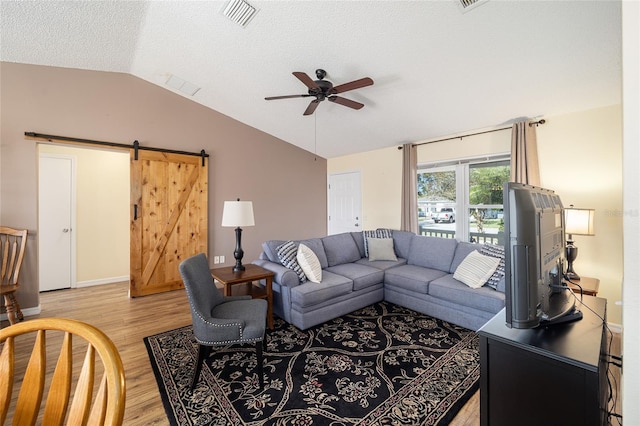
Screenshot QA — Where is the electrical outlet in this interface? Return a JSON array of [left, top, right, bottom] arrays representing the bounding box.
[[220, 255, 225, 263], [214, 256, 220, 264]]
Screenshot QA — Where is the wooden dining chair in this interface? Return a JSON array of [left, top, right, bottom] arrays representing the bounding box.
[[0, 226, 27, 325], [0, 317, 126, 425]]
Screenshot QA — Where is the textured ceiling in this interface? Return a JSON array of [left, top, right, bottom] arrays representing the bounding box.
[[1, 0, 622, 158]]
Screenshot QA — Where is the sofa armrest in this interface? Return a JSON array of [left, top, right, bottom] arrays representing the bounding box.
[[252, 259, 301, 288]]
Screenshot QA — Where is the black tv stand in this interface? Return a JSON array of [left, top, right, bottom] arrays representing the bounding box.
[[478, 296, 608, 426]]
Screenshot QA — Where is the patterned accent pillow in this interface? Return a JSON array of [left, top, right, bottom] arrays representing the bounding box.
[[297, 243, 322, 283], [453, 250, 501, 289], [276, 241, 307, 282], [363, 228, 394, 257], [481, 244, 505, 290]]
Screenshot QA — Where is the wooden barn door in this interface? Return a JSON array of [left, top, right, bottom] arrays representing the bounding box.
[[130, 150, 208, 297]]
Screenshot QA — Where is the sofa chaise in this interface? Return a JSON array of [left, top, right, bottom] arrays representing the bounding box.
[[252, 230, 505, 331]]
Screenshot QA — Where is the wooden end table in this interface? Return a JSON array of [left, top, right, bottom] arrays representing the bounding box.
[[566, 276, 599, 296], [210, 264, 275, 329]]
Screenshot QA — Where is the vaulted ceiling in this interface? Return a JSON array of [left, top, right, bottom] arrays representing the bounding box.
[[1, 1, 622, 158]]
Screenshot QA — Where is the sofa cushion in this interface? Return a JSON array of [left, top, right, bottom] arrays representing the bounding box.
[[481, 244, 506, 290], [277, 241, 307, 282], [429, 274, 506, 313], [384, 264, 448, 294], [324, 263, 385, 291], [262, 240, 286, 263], [449, 242, 482, 273], [297, 243, 322, 283], [351, 232, 366, 258], [367, 238, 397, 261], [453, 250, 501, 289], [407, 235, 457, 272], [391, 230, 414, 260], [290, 271, 353, 308], [356, 257, 407, 271], [322, 233, 361, 266]]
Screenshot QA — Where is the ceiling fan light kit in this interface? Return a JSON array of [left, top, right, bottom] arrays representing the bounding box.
[[265, 69, 374, 115]]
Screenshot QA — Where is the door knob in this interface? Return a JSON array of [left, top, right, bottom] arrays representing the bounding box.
[[62, 228, 69, 233], [354, 223, 359, 227]]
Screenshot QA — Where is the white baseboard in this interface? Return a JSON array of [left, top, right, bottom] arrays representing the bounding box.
[[1, 305, 41, 322], [76, 276, 129, 288], [608, 322, 622, 334]]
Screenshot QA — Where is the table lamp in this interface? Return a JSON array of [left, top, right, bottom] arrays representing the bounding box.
[[564, 206, 595, 280], [222, 199, 255, 272]]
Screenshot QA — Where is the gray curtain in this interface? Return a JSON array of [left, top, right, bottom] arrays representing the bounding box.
[[401, 143, 419, 233], [510, 120, 540, 185]]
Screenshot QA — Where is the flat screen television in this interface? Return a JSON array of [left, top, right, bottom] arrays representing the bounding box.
[[503, 182, 583, 329]]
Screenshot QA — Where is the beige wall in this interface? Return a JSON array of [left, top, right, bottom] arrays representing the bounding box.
[[38, 144, 130, 285], [328, 105, 623, 325], [537, 105, 623, 325], [328, 146, 403, 230], [0, 62, 327, 312]]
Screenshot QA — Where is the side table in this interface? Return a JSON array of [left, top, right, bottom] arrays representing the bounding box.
[[566, 276, 599, 297], [210, 264, 275, 329]]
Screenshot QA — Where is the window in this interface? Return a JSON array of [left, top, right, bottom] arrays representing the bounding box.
[[417, 156, 509, 245]]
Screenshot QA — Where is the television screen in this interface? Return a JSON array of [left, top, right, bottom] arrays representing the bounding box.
[[503, 182, 582, 329]]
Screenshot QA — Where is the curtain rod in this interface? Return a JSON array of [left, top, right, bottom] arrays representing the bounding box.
[[24, 132, 210, 159], [410, 119, 546, 148]]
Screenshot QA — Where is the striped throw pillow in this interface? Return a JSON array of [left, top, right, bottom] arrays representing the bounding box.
[[276, 241, 307, 282], [453, 250, 501, 289], [481, 244, 505, 290]]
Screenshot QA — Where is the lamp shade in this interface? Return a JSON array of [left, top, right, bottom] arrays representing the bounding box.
[[565, 207, 595, 236], [221, 200, 255, 227]]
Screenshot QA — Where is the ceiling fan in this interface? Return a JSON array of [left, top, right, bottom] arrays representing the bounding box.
[[265, 69, 374, 115]]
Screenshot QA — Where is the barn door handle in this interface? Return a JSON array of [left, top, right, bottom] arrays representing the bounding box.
[[134, 204, 138, 220]]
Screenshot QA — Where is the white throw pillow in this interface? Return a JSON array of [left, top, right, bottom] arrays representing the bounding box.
[[453, 250, 501, 289], [367, 238, 397, 261], [297, 243, 322, 283]]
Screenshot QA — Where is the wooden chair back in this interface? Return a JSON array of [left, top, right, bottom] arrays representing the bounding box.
[[1, 226, 28, 325], [0, 226, 27, 287], [0, 318, 126, 425]]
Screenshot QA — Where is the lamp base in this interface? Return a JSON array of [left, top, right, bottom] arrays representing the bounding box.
[[565, 271, 581, 281], [233, 227, 245, 272], [565, 240, 580, 281]]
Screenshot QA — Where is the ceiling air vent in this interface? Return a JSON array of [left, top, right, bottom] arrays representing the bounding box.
[[222, 0, 258, 28], [456, 0, 489, 13]]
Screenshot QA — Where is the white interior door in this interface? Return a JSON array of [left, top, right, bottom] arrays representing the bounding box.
[[39, 154, 74, 291], [328, 171, 362, 235]]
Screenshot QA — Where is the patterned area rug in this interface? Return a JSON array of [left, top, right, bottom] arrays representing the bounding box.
[[144, 301, 479, 425]]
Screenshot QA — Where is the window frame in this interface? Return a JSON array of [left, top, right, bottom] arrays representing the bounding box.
[[417, 154, 510, 243]]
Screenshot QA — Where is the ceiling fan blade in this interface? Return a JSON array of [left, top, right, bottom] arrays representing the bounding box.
[[293, 72, 320, 90], [265, 94, 311, 100], [328, 96, 364, 110], [303, 99, 320, 115], [331, 77, 374, 94]]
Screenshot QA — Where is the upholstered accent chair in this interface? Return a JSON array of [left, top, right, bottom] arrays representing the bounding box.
[[179, 253, 267, 389]]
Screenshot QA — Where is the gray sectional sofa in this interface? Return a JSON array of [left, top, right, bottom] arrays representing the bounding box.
[[252, 230, 505, 331]]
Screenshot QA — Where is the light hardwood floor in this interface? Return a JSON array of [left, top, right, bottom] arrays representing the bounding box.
[[1, 282, 620, 425]]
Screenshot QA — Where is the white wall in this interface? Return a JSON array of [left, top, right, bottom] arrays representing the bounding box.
[[328, 105, 624, 326], [38, 144, 130, 285], [622, 0, 639, 422]]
